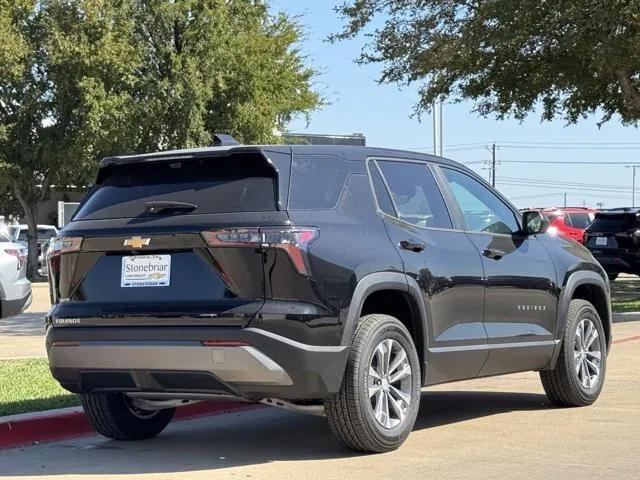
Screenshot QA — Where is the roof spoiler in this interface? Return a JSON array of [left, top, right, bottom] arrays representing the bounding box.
[[212, 133, 240, 146]]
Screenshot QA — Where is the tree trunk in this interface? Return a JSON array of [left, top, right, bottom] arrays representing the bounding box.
[[616, 69, 640, 116], [12, 184, 40, 281]]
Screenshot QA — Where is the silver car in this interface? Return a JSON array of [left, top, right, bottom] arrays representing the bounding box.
[[0, 228, 32, 318]]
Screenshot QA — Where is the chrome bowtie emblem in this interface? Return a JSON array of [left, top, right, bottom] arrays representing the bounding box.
[[123, 236, 151, 248]]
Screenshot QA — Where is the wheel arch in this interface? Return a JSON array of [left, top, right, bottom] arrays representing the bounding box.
[[341, 272, 428, 381], [548, 270, 612, 368]]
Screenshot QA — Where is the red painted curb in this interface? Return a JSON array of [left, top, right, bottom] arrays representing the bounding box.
[[0, 400, 262, 450], [612, 334, 640, 345]]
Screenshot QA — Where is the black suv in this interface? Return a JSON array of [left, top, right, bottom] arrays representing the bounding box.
[[46, 143, 611, 452], [584, 209, 640, 281]]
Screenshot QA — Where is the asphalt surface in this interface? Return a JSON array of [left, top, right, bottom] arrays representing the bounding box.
[[1, 321, 639, 479]]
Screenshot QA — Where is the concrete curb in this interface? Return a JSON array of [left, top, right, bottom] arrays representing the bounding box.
[[613, 312, 640, 323], [0, 400, 263, 450]]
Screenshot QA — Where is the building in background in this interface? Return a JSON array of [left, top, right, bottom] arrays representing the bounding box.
[[283, 132, 366, 146]]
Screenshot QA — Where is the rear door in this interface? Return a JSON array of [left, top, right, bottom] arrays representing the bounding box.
[[369, 159, 488, 384], [49, 149, 291, 327]]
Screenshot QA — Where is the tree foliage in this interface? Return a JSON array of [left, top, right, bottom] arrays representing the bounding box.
[[0, 0, 320, 278], [334, 0, 640, 124]]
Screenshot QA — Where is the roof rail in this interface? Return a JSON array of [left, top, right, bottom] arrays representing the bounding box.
[[212, 133, 240, 146]]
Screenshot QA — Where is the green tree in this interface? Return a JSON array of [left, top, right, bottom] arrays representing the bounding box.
[[334, 0, 640, 124], [0, 0, 320, 280]]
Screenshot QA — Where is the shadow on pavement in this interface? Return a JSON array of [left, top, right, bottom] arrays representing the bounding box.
[[0, 312, 46, 337], [1, 390, 552, 477]]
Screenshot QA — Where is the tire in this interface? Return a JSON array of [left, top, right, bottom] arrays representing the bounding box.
[[81, 393, 175, 440], [540, 299, 607, 407], [325, 314, 421, 453], [607, 273, 618, 282]]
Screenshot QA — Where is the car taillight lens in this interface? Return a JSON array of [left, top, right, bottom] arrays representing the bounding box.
[[4, 249, 27, 270], [201, 227, 319, 276], [47, 237, 83, 276], [47, 237, 83, 258]]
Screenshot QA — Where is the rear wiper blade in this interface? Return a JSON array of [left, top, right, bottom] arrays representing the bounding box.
[[145, 201, 198, 214]]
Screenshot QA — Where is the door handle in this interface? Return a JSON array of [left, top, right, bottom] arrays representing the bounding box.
[[400, 240, 426, 252], [482, 248, 505, 260]]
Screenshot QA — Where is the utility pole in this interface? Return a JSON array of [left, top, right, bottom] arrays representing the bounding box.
[[491, 142, 496, 187], [432, 97, 444, 156], [625, 165, 639, 208], [563, 192, 567, 207], [432, 100, 437, 156], [438, 97, 443, 157]]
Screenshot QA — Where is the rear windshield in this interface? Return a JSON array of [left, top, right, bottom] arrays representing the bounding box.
[[566, 212, 593, 229], [589, 214, 638, 232], [74, 155, 278, 220]]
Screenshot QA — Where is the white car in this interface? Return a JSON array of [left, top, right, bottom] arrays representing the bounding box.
[[0, 229, 32, 318]]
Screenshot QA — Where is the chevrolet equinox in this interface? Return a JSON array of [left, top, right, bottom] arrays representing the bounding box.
[[46, 141, 611, 452]]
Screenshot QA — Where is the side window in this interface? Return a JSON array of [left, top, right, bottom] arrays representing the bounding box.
[[442, 168, 519, 235], [289, 154, 350, 210], [377, 160, 452, 229], [368, 162, 396, 216]]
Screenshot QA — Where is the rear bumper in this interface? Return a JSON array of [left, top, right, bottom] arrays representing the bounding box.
[[46, 326, 349, 401], [1, 290, 32, 319], [590, 251, 640, 274]]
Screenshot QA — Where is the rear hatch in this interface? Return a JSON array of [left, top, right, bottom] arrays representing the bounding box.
[[48, 147, 292, 327], [584, 212, 640, 252]]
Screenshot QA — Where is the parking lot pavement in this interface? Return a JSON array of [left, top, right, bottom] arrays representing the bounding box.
[[1, 321, 639, 480], [0, 312, 46, 360]]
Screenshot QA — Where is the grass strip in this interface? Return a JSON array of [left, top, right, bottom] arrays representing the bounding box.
[[0, 358, 80, 417]]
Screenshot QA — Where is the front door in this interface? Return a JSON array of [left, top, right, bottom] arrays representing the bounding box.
[[438, 166, 558, 376], [369, 159, 488, 384]]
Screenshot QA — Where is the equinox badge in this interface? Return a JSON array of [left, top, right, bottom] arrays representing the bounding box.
[[123, 236, 151, 248]]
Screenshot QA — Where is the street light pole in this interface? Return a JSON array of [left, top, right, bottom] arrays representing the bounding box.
[[625, 165, 640, 208]]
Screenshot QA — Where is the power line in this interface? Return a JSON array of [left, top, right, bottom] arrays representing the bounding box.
[[498, 176, 635, 190]]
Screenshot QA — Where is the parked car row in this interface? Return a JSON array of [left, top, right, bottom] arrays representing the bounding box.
[[9, 224, 58, 276], [518, 206, 640, 280]]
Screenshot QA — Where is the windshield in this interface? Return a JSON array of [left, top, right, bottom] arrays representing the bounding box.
[[15, 228, 57, 242], [566, 212, 593, 229], [589, 214, 638, 232]]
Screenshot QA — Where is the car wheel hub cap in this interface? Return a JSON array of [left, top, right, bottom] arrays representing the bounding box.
[[367, 339, 412, 429], [574, 318, 602, 390]]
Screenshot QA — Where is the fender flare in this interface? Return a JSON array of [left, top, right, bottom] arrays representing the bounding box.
[[340, 272, 429, 357], [549, 270, 612, 367]]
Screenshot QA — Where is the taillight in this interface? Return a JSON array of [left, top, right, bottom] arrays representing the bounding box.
[[47, 237, 83, 258], [47, 237, 83, 276], [4, 249, 27, 270], [201, 227, 319, 276]]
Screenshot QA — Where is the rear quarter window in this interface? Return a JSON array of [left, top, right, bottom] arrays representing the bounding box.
[[288, 154, 350, 210]]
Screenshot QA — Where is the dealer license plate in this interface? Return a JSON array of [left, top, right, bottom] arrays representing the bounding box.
[[595, 237, 608, 246], [121, 255, 171, 288]]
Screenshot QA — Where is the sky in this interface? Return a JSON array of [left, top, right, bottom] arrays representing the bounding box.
[[271, 0, 640, 209]]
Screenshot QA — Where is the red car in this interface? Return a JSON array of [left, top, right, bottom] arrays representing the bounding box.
[[539, 207, 598, 243]]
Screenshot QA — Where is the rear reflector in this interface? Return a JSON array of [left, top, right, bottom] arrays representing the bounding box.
[[201, 226, 318, 276]]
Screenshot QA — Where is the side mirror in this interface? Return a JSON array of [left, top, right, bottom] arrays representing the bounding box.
[[521, 210, 549, 235]]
